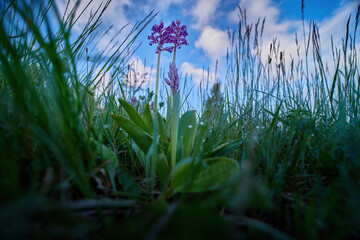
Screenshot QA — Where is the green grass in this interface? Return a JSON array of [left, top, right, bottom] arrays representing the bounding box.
[[1, 0, 360, 239]]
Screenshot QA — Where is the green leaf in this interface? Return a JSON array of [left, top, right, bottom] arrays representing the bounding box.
[[116, 166, 143, 197], [329, 54, 340, 106], [265, 102, 282, 138], [111, 114, 153, 153], [165, 97, 172, 136], [170, 92, 180, 168], [178, 110, 196, 158], [204, 139, 243, 158], [143, 102, 153, 131], [191, 123, 208, 158], [170, 157, 204, 193], [156, 151, 170, 188], [171, 157, 239, 193], [119, 98, 149, 133], [145, 113, 160, 192], [157, 111, 168, 142], [91, 138, 118, 191]]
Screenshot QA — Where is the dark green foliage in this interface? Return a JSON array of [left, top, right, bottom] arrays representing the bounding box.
[[118, 200, 237, 240]]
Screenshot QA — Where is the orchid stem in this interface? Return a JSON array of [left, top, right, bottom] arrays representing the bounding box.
[[154, 51, 161, 114], [173, 47, 176, 63], [170, 48, 177, 100]]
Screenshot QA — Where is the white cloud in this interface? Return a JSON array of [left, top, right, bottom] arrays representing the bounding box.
[[316, 1, 360, 75], [195, 26, 230, 64], [191, 0, 220, 29], [126, 57, 155, 87], [56, 0, 133, 53], [227, 0, 359, 73], [228, 0, 300, 35], [181, 62, 216, 85], [56, 0, 131, 31], [228, 0, 279, 26], [318, 1, 359, 57], [228, 0, 302, 63]]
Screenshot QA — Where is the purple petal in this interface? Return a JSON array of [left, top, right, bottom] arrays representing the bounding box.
[[164, 78, 171, 85]]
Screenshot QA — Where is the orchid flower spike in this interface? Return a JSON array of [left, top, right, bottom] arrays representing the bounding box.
[[164, 62, 180, 94], [148, 21, 173, 54]]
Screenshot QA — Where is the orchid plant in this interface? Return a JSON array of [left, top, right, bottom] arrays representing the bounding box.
[[168, 19, 188, 63], [111, 20, 240, 195], [147, 20, 173, 113]]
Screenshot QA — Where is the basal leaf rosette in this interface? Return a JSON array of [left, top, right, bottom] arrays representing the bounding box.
[[170, 157, 239, 194]]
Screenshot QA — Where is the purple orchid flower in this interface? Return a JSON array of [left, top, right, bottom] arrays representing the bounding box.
[[164, 62, 179, 94], [150, 102, 154, 111], [167, 19, 188, 51], [130, 96, 137, 106], [148, 21, 173, 54]]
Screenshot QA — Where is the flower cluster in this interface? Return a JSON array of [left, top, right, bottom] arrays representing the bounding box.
[[148, 19, 188, 112], [148, 21, 173, 54], [164, 62, 179, 94], [148, 20, 188, 54], [168, 20, 188, 51], [130, 96, 137, 106]]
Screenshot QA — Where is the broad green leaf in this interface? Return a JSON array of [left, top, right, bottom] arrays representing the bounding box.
[[157, 111, 168, 142], [170, 92, 180, 168], [116, 166, 142, 197], [156, 152, 170, 188], [119, 98, 149, 133], [145, 112, 160, 193], [111, 114, 152, 153], [191, 123, 208, 158], [178, 110, 196, 158], [189, 157, 239, 193], [131, 143, 146, 166], [171, 157, 239, 193], [153, 113, 170, 187], [204, 139, 243, 158], [143, 103, 153, 131], [170, 157, 204, 193], [165, 97, 172, 136], [145, 141, 158, 192], [91, 138, 118, 191]]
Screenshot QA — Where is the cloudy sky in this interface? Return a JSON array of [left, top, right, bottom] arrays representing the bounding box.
[[56, 0, 359, 101]]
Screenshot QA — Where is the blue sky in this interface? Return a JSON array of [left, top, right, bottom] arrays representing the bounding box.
[[57, 0, 359, 104]]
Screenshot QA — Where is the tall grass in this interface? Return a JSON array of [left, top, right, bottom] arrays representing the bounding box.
[[219, 4, 360, 239], [0, 0, 360, 239], [0, 0, 155, 200]]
